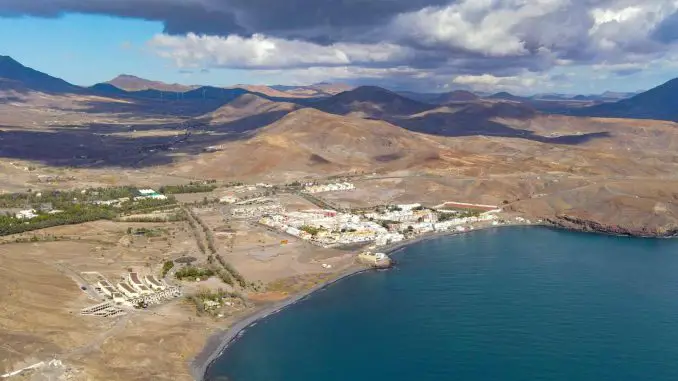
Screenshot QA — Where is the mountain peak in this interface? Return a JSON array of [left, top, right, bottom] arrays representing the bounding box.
[[316, 85, 434, 117], [336, 85, 402, 101], [0, 55, 25, 70], [0, 55, 19, 64], [574, 76, 678, 120], [107, 74, 195, 92], [0, 55, 79, 93], [111, 74, 142, 81], [438, 90, 479, 103]]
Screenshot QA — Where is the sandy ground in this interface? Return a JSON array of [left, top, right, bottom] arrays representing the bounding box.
[[0, 205, 359, 380], [192, 202, 355, 283]]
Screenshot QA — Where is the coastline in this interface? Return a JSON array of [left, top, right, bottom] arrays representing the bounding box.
[[190, 220, 671, 381], [189, 264, 371, 381], [189, 223, 533, 381]]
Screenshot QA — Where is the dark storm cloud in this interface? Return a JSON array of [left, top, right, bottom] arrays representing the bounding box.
[[652, 11, 678, 43], [0, 0, 450, 43], [0, 0, 247, 36], [3, 0, 678, 92]]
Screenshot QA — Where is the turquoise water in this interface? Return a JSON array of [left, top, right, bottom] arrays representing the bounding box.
[[205, 227, 678, 381]]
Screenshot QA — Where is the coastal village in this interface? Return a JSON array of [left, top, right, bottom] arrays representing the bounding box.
[[0, 178, 538, 380]]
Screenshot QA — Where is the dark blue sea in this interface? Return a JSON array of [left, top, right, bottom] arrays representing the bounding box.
[[205, 227, 678, 381]]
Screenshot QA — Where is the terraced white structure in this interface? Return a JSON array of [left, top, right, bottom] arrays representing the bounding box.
[[80, 301, 126, 318], [144, 275, 166, 291], [80, 270, 181, 318], [130, 286, 182, 306]]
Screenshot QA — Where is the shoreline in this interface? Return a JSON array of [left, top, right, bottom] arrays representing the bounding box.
[[189, 223, 532, 381], [189, 221, 671, 380], [189, 264, 371, 381]]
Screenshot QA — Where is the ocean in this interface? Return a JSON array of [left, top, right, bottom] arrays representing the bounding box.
[[205, 227, 678, 381]]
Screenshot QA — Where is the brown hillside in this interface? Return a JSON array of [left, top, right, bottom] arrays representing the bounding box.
[[309, 82, 355, 95], [438, 90, 479, 103], [205, 94, 299, 126], [228, 85, 309, 99], [314, 86, 435, 118], [107, 74, 196, 92], [172, 108, 453, 179]]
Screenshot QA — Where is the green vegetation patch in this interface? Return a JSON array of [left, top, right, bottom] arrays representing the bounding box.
[[175, 266, 215, 281], [0, 187, 177, 236], [161, 260, 175, 277], [159, 181, 218, 194], [300, 225, 324, 236]]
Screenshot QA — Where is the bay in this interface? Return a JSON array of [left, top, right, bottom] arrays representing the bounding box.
[[205, 227, 678, 381]]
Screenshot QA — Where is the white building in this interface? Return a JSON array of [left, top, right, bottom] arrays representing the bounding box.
[[232, 203, 284, 218], [127, 273, 152, 295], [303, 182, 355, 194], [15, 209, 38, 219], [136, 189, 168, 200], [220, 195, 239, 204], [111, 292, 126, 303], [117, 283, 139, 298], [397, 203, 422, 211], [144, 275, 166, 291], [376, 233, 405, 246]]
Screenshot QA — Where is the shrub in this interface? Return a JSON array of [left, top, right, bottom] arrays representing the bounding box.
[[161, 260, 174, 277]]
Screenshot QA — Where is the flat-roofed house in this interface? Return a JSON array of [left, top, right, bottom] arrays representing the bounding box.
[[117, 282, 139, 298], [144, 275, 166, 291], [128, 273, 146, 292], [101, 285, 118, 297], [15, 209, 38, 219], [136, 284, 153, 295], [111, 292, 125, 303]]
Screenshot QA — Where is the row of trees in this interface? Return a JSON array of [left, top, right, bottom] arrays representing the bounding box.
[[215, 254, 247, 288], [159, 181, 218, 194], [183, 208, 207, 254], [0, 186, 140, 208], [184, 208, 247, 288]]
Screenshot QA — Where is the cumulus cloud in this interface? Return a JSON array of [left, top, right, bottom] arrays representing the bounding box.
[[451, 73, 556, 93], [148, 33, 415, 70], [390, 0, 565, 56], [4, 0, 678, 91]]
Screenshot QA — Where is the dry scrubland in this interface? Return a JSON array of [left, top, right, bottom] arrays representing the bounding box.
[[2, 83, 678, 379], [0, 196, 358, 379]]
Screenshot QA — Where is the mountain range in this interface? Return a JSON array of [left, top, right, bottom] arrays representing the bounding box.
[[1, 55, 678, 237], [569, 78, 678, 120], [0, 55, 675, 122]]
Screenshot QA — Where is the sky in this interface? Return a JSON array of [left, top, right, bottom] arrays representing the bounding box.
[[2, 0, 678, 95]]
